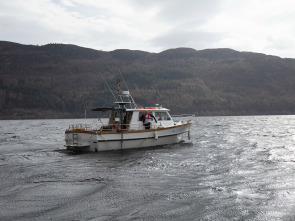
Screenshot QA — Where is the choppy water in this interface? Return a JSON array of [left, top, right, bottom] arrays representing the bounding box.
[[1, 116, 295, 220]]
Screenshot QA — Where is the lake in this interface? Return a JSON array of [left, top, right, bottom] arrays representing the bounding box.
[[1, 116, 295, 220]]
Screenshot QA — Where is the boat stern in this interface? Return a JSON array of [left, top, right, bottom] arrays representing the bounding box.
[[65, 124, 94, 150]]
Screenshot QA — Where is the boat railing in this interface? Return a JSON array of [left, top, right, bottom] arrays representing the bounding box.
[[99, 122, 165, 132], [99, 123, 133, 132], [99, 122, 151, 132], [67, 124, 92, 132], [68, 122, 166, 133]]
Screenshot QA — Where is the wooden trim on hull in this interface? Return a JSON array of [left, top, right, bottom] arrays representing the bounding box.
[[65, 122, 193, 135]]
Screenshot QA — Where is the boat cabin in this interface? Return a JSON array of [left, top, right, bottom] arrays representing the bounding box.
[[92, 91, 175, 132], [95, 107, 175, 132]]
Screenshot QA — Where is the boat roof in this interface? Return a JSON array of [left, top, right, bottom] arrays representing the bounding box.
[[127, 107, 170, 112], [91, 107, 125, 112], [91, 107, 169, 112]]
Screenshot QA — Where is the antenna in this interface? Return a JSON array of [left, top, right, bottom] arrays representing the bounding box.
[[116, 79, 120, 92], [99, 73, 118, 102], [119, 70, 130, 92]]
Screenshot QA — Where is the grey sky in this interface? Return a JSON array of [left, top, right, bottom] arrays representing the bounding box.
[[1, 0, 295, 58]]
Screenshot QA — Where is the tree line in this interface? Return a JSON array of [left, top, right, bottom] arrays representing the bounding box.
[[1, 41, 295, 119]]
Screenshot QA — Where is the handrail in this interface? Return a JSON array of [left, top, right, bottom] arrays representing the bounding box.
[[66, 121, 179, 133], [67, 124, 92, 131]]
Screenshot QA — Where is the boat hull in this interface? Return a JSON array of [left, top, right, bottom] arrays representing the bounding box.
[[65, 123, 192, 152]]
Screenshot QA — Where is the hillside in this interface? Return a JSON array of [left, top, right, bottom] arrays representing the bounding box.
[[1, 41, 295, 119]]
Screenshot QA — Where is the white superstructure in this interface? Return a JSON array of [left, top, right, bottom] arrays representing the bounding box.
[[65, 91, 193, 152]]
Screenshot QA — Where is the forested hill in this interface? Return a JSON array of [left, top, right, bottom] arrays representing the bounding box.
[[1, 41, 295, 119]]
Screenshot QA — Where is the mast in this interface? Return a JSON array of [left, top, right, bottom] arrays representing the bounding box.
[[115, 76, 137, 109], [118, 71, 137, 109]]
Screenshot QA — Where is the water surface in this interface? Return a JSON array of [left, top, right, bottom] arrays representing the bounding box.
[[1, 116, 295, 220]]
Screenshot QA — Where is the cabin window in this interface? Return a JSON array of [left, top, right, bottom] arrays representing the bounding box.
[[139, 112, 144, 121], [155, 112, 171, 121], [122, 111, 132, 129], [112, 111, 121, 122], [123, 112, 132, 124]]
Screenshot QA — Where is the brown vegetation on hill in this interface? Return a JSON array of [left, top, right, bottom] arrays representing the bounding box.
[[1, 41, 295, 119]]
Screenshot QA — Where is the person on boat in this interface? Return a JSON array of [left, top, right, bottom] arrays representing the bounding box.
[[143, 111, 157, 129]]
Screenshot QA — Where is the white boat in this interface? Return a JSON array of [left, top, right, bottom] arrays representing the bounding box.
[[65, 90, 193, 152]]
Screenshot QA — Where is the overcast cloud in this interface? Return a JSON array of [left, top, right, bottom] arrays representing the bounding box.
[[1, 0, 295, 58]]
